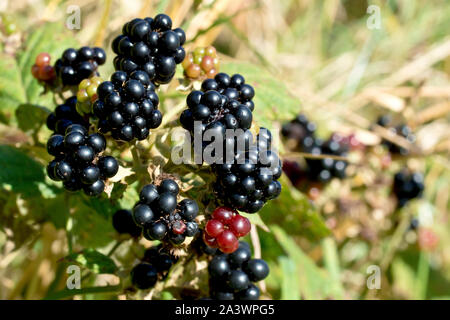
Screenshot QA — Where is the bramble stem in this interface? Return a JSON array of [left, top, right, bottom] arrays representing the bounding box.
[[107, 240, 123, 257]]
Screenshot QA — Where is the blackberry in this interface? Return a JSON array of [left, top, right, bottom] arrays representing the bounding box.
[[46, 97, 89, 135], [76, 76, 104, 115], [211, 131, 282, 213], [31, 52, 56, 83], [111, 15, 186, 85], [393, 170, 424, 207], [45, 123, 118, 196], [281, 114, 349, 183], [128, 179, 199, 244], [142, 245, 178, 273], [207, 241, 268, 300], [130, 263, 158, 289], [94, 71, 161, 141], [182, 46, 220, 80], [180, 73, 255, 136], [203, 207, 251, 253], [54, 47, 106, 86], [131, 245, 178, 290], [375, 115, 415, 155], [112, 209, 142, 237], [303, 136, 348, 182]]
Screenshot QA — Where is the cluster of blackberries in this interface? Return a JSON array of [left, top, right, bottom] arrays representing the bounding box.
[[207, 241, 269, 300], [393, 170, 424, 207], [203, 207, 251, 253], [93, 70, 162, 141], [180, 73, 255, 135], [131, 245, 178, 290], [46, 97, 89, 135], [112, 14, 186, 85], [376, 115, 415, 155], [46, 124, 118, 196], [282, 114, 349, 183], [131, 179, 199, 245], [212, 133, 282, 213], [54, 47, 106, 86]]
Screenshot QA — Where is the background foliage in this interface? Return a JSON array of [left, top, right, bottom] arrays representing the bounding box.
[[0, 0, 449, 300]]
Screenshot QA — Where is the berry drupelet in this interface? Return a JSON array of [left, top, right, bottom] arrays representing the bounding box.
[[203, 207, 251, 253], [46, 96, 89, 135], [393, 170, 424, 207], [207, 241, 269, 300], [93, 71, 162, 141], [130, 179, 200, 245], [46, 124, 119, 196], [111, 14, 186, 85], [54, 46, 106, 86]]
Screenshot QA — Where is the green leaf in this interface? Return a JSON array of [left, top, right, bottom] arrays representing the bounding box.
[[0, 54, 27, 123], [221, 61, 300, 130], [279, 256, 301, 300], [271, 225, 337, 299], [70, 194, 119, 248], [0, 23, 78, 123], [65, 249, 118, 274], [15, 103, 50, 132], [0, 145, 45, 197], [321, 237, 344, 298], [259, 175, 330, 241]]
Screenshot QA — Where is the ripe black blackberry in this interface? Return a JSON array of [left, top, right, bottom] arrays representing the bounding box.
[[111, 14, 186, 85], [112, 209, 142, 237], [131, 179, 200, 245], [131, 245, 178, 290], [375, 115, 415, 155], [302, 136, 349, 182], [46, 125, 119, 196], [207, 241, 269, 300], [211, 129, 282, 213], [281, 113, 316, 146], [93, 71, 162, 141], [54, 47, 106, 86], [281, 114, 349, 183], [46, 96, 89, 135], [180, 73, 255, 135], [393, 170, 424, 207]]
